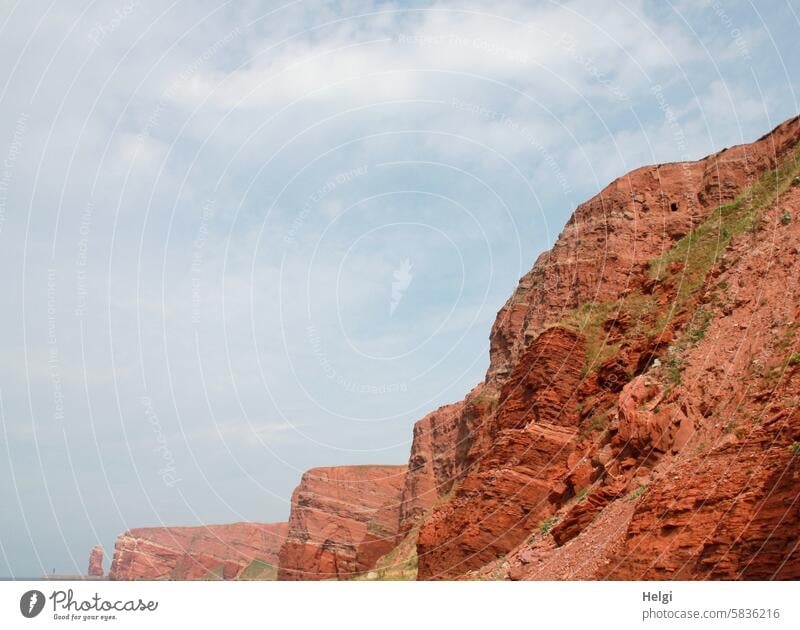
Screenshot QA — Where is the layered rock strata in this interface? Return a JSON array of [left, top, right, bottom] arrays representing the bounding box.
[[277, 465, 406, 580], [108, 522, 288, 580], [416, 115, 800, 579]]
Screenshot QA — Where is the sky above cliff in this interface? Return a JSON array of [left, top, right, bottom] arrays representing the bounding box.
[[0, 0, 799, 577]]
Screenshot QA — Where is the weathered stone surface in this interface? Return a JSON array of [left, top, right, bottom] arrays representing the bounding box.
[[87, 544, 104, 577], [417, 114, 800, 580], [600, 169, 800, 579], [417, 327, 586, 579], [397, 399, 469, 538], [617, 375, 697, 455], [108, 522, 288, 580], [277, 465, 406, 580], [487, 115, 800, 387]]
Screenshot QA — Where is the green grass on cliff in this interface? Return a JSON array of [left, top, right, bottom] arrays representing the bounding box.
[[560, 141, 800, 380], [354, 525, 420, 581], [649, 142, 800, 319], [538, 517, 556, 534], [561, 301, 618, 370], [200, 565, 225, 580], [238, 558, 278, 580]]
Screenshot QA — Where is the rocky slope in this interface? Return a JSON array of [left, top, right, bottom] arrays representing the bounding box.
[[108, 522, 288, 580], [412, 114, 800, 579], [277, 465, 406, 580]]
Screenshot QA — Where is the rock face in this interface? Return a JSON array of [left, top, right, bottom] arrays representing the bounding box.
[[87, 544, 104, 577], [598, 171, 800, 579], [396, 389, 481, 538], [418, 327, 587, 578], [414, 115, 800, 579], [278, 466, 406, 580], [108, 522, 288, 580], [484, 125, 791, 386]]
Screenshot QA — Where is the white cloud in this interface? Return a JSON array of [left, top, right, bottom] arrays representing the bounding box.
[[115, 132, 168, 167], [165, 0, 703, 114]]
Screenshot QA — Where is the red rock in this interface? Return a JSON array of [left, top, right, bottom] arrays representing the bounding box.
[[277, 465, 406, 580], [416, 115, 800, 579], [599, 170, 800, 579], [616, 375, 697, 454], [550, 479, 626, 547], [87, 544, 104, 577], [397, 398, 469, 538], [601, 430, 800, 579], [486, 115, 800, 389], [395, 383, 497, 539], [417, 327, 586, 579], [108, 522, 288, 580]]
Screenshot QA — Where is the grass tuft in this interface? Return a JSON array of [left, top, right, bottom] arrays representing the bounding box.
[[538, 517, 556, 535], [626, 484, 648, 502]]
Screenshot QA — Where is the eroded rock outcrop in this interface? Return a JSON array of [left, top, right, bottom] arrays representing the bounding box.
[[485, 118, 800, 385], [418, 327, 587, 578], [396, 399, 468, 538], [598, 172, 800, 580], [415, 115, 800, 579], [108, 522, 288, 580], [277, 465, 406, 580], [87, 544, 104, 577]]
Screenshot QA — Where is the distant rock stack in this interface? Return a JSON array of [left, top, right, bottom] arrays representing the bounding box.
[[88, 544, 104, 577]]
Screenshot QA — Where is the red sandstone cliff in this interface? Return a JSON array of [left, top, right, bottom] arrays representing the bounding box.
[[413, 115, 800, 579], [397, 391, 475, 538], [277, 465, 406, 580], [87, 544, 104, 577], [102, 116, 800, 582], [108, 522, 288, 580]]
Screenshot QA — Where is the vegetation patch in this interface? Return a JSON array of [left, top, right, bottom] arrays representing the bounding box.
[[538, 517, 557, 535], [238, 558, 277, 581], [687, 308, 713, 344], [579, 411, 609, 441], [665, 355, 682, 387], [562, 143, 800, 389], [561, 301, 618, 371], [355, 525, 420, 581], [649, 144, 800, 330], [575, 487, 590, 504], [471, 387, 500, 412], [626, 484, 648, 502]]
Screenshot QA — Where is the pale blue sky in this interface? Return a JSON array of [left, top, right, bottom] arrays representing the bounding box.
[[0, 0, 798, 577]]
